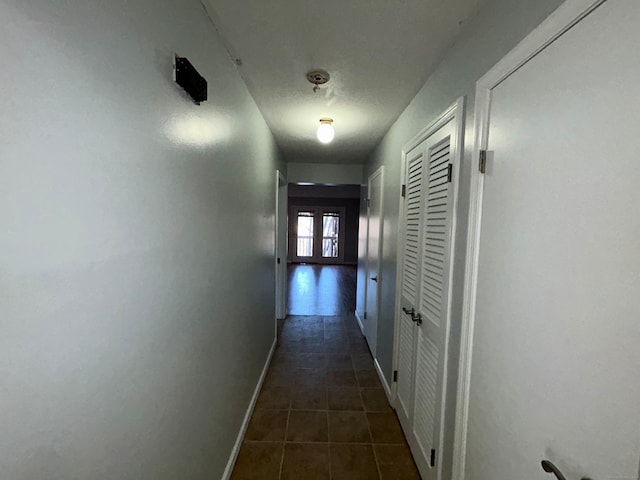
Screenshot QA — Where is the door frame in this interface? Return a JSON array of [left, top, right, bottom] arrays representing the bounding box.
[[275, 170, 287, 321], [391, 97, 464, 403], [364, 165, 385, 357], [390, 98, 464, 480], [452, 1, 606, 479]]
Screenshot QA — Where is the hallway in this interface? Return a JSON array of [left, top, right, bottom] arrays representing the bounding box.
[[231, 266, 420, 479]]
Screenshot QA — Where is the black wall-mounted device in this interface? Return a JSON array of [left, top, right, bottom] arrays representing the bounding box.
[[174, 55, 207, 105]]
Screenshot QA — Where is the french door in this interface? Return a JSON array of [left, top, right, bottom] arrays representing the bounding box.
[[289, 207, 345, 264]]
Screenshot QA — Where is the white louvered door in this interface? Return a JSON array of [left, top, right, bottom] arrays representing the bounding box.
[[396, 142, 425, 428], [413, 130, 454, 480], [396, 113, 458, 480]]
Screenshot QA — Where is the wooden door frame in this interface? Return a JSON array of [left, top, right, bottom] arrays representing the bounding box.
[[364, 165, 385, 358], [453, 1, 606, 479]]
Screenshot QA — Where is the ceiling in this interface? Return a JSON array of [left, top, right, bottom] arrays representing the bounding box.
[[203, 0, 483, 164]]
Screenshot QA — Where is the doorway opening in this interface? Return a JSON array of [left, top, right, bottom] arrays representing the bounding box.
[[285, 183, 361, 316]]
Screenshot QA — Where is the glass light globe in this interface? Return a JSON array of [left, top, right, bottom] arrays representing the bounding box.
[[317, 122, 335, 144]]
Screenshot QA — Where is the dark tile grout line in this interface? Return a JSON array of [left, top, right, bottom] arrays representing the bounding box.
[[277, 409, 290, 479], [245, 440, 407, 446], [361, 379, 383, 479], [325, 403, 332, 480]]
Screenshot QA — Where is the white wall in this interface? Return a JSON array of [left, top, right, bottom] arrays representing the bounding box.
[[287, 162, 363, 185], [0, 1, 283, 478], [356, 0, 564, 477]]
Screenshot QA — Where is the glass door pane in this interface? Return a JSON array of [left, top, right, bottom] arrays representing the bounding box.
[[296, 211, 314, 257], [322, 213, 340, 258]]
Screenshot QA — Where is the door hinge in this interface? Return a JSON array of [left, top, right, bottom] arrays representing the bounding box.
[[277, 257, 281, 264], [430, 449, 436, 467], [447, 163, 453, 183], [367, 198, 370, 206], [479, 150, 487, 174], [393, 370, 398, 382], [401, 184, 406, 198], [364, 312, 367, 320]]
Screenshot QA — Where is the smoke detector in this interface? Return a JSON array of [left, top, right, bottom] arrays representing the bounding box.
[[306, 69, 330, 92]]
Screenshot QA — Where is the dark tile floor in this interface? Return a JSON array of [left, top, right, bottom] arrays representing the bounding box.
[[230, 314, 421, 480]]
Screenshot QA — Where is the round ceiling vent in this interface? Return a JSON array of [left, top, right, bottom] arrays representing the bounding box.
[[306, 69, 330, 86]]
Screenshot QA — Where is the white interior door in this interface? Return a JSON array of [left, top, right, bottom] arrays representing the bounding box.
[[395, 102, 461, 480], [412, 129, 456, 480], [275, 171, 287, 320], [364, 166, 384, 356], [464, 2, 640, 479]]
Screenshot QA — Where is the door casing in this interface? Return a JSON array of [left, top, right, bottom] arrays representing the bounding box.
[[364, 166, 384, 357], [275, 171, 287, 320]]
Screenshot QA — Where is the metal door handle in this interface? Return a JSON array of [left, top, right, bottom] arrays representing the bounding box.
[[541, 460, 592, 480], [370, 276, 378, 282], [401, 307, 423, 326], [541, 461, 567, 480]]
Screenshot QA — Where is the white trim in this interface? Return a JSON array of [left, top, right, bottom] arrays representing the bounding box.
[[222, 338, 277, 480], [391, 97, 464, 406], [355, 310, 365, 335], [374, 357, 393, 401], [452, 2, 606, 479], [364, 165, 385, 358], [275, 170, 287, 321], [435, 95, 465, 480], [402, 100, 462, 156]]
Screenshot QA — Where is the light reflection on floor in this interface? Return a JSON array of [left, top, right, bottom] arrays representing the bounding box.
[[286, 264, 356, 316]]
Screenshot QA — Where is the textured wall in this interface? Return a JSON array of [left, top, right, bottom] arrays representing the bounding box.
[[0, 0, 283, 478]]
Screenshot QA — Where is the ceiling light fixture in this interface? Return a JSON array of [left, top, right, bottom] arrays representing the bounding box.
[[307, 69, 330, 93], [317, 118, 335, 144]]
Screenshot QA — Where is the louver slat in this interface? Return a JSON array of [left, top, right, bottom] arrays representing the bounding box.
[[420, 138, 451, 328], [413, 332, 439, 458], [402, 152, 424, 305]]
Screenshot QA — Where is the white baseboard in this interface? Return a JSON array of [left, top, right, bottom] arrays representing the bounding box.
[[374, 357, 393, 402], [221, 338, 277, 480], [355, 311, 365, 334]]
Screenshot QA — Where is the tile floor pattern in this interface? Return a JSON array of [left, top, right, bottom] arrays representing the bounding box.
[[231, 314, 421, 480]]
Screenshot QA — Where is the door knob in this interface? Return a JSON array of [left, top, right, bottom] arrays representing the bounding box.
[[402, 307, 415, 316], [412, 312, 422, 326], [370, 276, 378, 282]]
